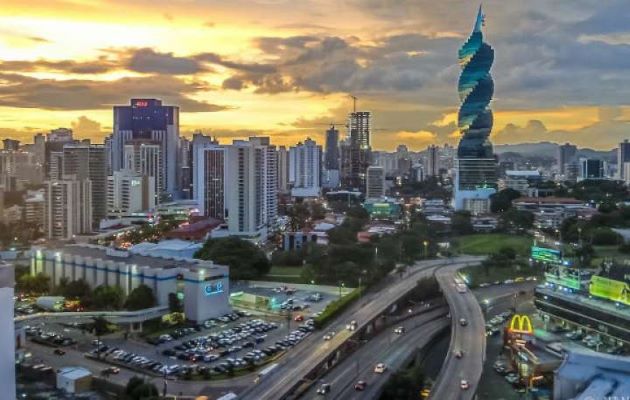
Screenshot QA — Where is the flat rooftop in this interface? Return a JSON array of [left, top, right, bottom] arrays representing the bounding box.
[[43, 244, 211, 270], [537, 286, 630, 320]]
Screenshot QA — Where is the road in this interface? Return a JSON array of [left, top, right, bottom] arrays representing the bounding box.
[[430, 265, 486, 400], [15, 306, 169, 328], [240, 256, 483, 400], [301, 307, 449, 400]]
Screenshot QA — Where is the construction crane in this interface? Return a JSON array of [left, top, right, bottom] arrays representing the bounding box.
[[348, 94, 358, 113]]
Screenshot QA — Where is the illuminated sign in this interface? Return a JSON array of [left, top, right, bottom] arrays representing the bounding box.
[[134, 100, 149, 107], [508, 314, 534, 335], [204, 281, 224, 296], [531, 246, 562, 263], [589, 276, 630, 306]]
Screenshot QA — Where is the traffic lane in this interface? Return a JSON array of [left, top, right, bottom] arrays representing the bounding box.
[[241, 259, 481, 400], [302, 307, 449, 399], [242, 261, 450, 399], [339, 320, 450, 400]]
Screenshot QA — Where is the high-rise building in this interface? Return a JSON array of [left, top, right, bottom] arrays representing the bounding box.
[[44, 177, 92, 240], [277, 146, 290, 193], [0, 262, 15, 399], [617, 140, 630, 180], [2, 139, 20, 151], [196, 145, 225, 219], [324, 125, 340, 170], [426, 145, 440, 177], [32, 133, 46, 166], [623, 162, 630, 186], [178, 137, 192, 199], [224, 138, 277, 240], [47, 128, 73, 143], [411, 164, 425, 182], [111, 99, 180, 196], [197, 138, 277, 242], [557, 143, 578, 175], [24, 190, 45, 225], [366, 166, 385, 199], [124, 140, 162, 204], [289, 138, 322, 198], [107, 170, 156, 217], [453, 6, 497, 213], [191, 132, 218, 200], [579, 158, 606, 181], [341, 112, 372, 190], [62, 143, 107, 228]]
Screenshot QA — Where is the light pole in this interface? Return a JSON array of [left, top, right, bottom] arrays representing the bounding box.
[[423, 240, 429, 259]]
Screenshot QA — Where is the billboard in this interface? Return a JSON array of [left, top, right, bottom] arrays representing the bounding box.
[[531, 246, 562, 264], [508, 314, 534, 335], [589, 275, 630, 306]]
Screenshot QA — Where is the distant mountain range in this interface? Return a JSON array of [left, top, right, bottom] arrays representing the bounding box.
[[495, 142, 616, 161]]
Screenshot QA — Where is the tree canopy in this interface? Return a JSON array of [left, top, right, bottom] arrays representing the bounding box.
[[195, 236, 271, 280], [125, 284, 157, 311]]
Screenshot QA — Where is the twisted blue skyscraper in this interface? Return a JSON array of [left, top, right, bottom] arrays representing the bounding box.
[[453, 5, 497, 212]]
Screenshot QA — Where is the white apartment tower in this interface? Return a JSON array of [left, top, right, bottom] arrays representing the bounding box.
[[289, 138, 321, 198], [124, 141, 162, 203], [107, 170, 156, 217], [44, 177, 92, 240]]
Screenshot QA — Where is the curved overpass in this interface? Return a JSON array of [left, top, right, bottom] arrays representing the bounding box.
[[430, 264, 485, 400], [14, 306, 169, 327]]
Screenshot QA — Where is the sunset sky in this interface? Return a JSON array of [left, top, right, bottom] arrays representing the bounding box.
[[1, 0, 629, 150]]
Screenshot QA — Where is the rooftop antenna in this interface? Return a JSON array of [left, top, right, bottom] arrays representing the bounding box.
[[349, 94, 358, 113]]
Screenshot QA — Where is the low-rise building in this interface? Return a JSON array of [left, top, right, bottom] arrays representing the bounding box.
[[513, 197, 592, 230], [56, 366, 92, 394], [31, 244, 230, 321]]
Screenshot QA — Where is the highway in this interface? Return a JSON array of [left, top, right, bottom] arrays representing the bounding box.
[[239, 256, 483, 400], [430, 265, 486, 400], [301, 307, 449, 399], [15, 306, 169, 328]]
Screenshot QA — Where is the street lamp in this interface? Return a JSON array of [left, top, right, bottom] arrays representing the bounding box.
[[423, 240, 429, 259]]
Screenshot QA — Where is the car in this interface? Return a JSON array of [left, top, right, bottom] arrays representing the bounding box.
[[316, 383, 331, 395], [354, 380, 367, 391], [53, 348, 65, 356], [294, 314, 304, 322], [374, 362, 387, 374], [393, 326, 405, 335], [454, 350, 464, 359], [323, 331, 335, 341], [460, 380, 469, 390], [101, 367, 120, 375], [459, 318, 468, 326]]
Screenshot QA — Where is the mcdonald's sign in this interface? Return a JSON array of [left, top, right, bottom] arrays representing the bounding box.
[[508, 314, 533, 335]]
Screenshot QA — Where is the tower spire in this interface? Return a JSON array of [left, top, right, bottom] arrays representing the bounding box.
[[474, 4, 484, 33]]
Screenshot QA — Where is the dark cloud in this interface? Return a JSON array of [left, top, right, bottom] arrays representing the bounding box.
[[194, 52, 276, 74], [0, 58, 116, 74], [125, 48, 210, 75], [0, 73, 228, 112]]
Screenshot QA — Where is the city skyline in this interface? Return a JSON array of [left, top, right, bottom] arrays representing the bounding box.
[[2, 1, 630, 150]]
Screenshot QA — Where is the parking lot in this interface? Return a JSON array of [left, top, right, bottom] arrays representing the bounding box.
[[85, 307, 319, 380]]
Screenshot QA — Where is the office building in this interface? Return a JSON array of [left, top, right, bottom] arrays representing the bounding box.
[[2, 139, 19, 151], [453, 6, 497, 212], [426, 145, 440, 177], [277, 146, 290, 193], [366, 166, 385, 199], [107, 170, 156, 217], [44, 177, 92, 240], [324, 125, 340, 170], [623, 162, 630, 186], [498, 170, 543, 194], [123, 140, 162, 203], [411, 163, 425, 182], [62, 144, 108, 228], [579, 158, 606, 181], [618, 140, 630, 180], [289, 138, 321, 198], [0, 262, 15, 399], [178, 137, 192, 199], [111, 99, 180, 196], [31, 244, 230, 322], [196, 146, 225, 219], [557, 143, 577, 175]]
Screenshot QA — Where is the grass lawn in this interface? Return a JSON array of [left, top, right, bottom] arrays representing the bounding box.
[[452, 233, 533, 256], [264, 265, 307, 284], [592, 245, 626, 264]]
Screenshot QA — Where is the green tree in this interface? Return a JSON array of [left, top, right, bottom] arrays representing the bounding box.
[[490, 188, 521, 213], [91, 285, 124, 310], [590, 227, 622, 246], [286, 202, 310, 231], [125, 284, 156, 311], [16, 273, 50, 295], [57, 279, 92, 301], [499, 209, 534, 232], [195, 236, 271, 279], [451, 211, 474, 235], [125, 377, 159, 400]]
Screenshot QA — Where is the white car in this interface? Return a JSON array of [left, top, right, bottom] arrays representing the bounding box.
[[394, 326, 405, 335], [460, 380, 469, 390], [374, 363, 387, 374], [323, 331, 335, 341]]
